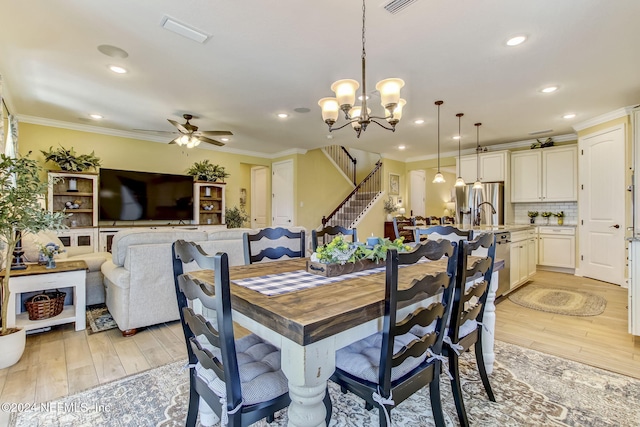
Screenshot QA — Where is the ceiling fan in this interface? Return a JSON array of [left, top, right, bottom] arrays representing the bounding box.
[[166, 114, 233, 148]]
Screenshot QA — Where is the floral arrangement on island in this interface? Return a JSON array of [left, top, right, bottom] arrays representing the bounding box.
[[311, 235, 412, 265]]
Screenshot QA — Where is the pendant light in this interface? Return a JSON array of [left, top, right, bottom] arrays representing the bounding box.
[[454, 113, 466, 187], [473, 122, 483, 189], [432, 100, 445, 183]]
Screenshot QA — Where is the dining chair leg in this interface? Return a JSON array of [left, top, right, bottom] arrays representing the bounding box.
[[448, 353, 470, 427], [365, 401, 373, 411], [428, 374, 446, 427], [186, 374, 199, 427], [324, 388, 333, 425], [474, 338, 496, 401]]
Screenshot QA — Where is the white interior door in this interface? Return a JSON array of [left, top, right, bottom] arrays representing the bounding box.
[[272, 159, 294, 226], [578, 124, 626, 285], [409, 170, 426, 217], [251, 166, 268, 229]]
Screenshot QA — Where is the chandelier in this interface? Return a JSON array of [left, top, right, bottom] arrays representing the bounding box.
[[318, 0, 405, 137]]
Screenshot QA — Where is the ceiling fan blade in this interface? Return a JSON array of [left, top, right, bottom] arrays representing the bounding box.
[[196, 135, 225, 146], [167, 119, 188, 133], [198, 130, 233, 137], [133, 129, 177, 134], [168, 137, 181, 145]]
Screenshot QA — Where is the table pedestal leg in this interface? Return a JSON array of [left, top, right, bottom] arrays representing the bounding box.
[[482, 270, 499, 374], [280, 338, 335, 427]]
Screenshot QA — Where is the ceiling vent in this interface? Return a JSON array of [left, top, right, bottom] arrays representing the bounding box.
[[161, 16, 210, 43], [383, 0, 419, 15]]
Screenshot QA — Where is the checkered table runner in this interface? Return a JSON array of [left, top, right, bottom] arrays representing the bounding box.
[[233, 259, 430, 296]]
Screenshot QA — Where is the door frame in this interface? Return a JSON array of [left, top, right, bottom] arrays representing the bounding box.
[[576, 122, 627, 286]]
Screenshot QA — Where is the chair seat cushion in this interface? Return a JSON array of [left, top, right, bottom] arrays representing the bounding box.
[[335, 332, 427, 383], [458, 319, 478, 339], [195, 333, 288, 405]]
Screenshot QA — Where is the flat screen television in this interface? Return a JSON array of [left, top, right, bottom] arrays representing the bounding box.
[[99, 168, 194, 222]]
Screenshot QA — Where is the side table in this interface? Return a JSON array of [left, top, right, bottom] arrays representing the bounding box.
[[2, 260, 88, 332]]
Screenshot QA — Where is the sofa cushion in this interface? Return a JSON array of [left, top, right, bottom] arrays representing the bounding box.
[[111, 228, 208, 266], [21, 231, 69, 262], [207, 228, 251, 241], [67, 251, 110, 272]]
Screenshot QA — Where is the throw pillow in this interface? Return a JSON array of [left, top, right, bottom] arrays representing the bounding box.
[[21, 231, 69, 262]]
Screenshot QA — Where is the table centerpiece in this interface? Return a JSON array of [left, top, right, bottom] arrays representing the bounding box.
[[307, 235, 412, 277]]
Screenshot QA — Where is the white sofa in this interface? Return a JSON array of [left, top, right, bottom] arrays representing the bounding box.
[[100, 228, 250, 336]]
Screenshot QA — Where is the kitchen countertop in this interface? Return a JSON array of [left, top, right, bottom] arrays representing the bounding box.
[[434, 224, 535, 233]]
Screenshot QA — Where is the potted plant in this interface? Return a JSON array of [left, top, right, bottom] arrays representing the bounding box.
[[383, 197, 397, 221], [541, 211, 553, 225], [225, 206, 249, 228], [555, 211, 565, 225], [1, 154, 68, 369], [40, 145, 101, 172], [527, 211, 539, 224], [186, 160, 229, 182]]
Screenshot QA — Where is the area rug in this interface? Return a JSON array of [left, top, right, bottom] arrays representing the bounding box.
[[86, 303, 118, 334], [508, 285, 607, 316], [10, 341, 640, 426]]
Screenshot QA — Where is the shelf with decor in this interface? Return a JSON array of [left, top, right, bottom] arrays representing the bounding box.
[[194, 182, 226, 225], [47, 171, 99, 250]]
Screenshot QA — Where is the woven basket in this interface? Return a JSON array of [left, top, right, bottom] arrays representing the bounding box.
[[25, 290, 66, 321]]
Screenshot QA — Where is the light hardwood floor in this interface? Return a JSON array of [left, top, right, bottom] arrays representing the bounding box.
[[496, 270, 640, 379], [1, 271, 639, 411]]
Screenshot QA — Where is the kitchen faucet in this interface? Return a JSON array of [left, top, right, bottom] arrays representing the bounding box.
[[475, 201, 497, 226]]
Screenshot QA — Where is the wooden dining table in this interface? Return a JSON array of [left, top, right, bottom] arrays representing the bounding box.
[[189, 257, 501, 427]]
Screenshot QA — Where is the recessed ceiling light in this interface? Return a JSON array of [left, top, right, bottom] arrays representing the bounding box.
[[220, 137, 230, 142], [563, 113, 576, 119], [506, 35, 527, 46], [452, 135, 461, 140], [109, 65, 128, 74], [414, 119, 425, 125], [398, 145, 406, 150], [277, 113, 289, 119], [89, 114, 103, 119], [541, 86, 558, 93]]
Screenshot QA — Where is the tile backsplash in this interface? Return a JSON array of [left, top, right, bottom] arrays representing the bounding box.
[[513, 202, 577, 225]]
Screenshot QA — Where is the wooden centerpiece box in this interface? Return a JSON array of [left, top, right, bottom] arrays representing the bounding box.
[[306, 259, 381, 277]]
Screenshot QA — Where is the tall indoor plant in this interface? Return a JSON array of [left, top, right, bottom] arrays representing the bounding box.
[[0, 154, 67, 368]]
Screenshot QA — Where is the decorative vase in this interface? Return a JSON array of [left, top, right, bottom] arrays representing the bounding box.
[[0, 328, 26, 369], [46, 257, 56, 269], [530, 218, 535, 224], [387, 214, 393, 221], [557, 217, 564, 226]]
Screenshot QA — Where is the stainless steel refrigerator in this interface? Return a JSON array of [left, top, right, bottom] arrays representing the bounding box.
[[455, 182, 504, 227]]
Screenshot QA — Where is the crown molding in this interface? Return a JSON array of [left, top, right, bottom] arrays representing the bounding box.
[[15, 114, 303, 160], [405, 133, 578, 162], [572, 105, 638, 131]]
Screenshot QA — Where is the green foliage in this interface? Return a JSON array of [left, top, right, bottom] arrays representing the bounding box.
[[554, 211, 565, 217], [40, 145, 101, 171], [383, 197, 397, 214], [527, 211, 538, 218], [225, 205, 249, 228], [541, 211, 553, 218], [186, 160, 229, 182], [314, 235, 412, 265], [1, 154, 68, 336]]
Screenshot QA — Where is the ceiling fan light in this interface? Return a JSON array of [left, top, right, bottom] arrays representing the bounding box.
[[180, 135, 190, 145], [455, 177, 466, 187], [331, 79, 359, 109], [318, 97, 340, 123], [433, 172, 445, 184], [375, 78, 404, 109], [193, 137, 201, 147]]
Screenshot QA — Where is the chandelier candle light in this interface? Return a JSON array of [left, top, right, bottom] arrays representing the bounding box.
[[433, 100, 445, 183], [454, 113, 466, 187], [473, 122, 483, 189], [318, 0, 405, 137]]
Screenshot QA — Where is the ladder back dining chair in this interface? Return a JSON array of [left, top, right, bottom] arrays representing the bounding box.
[[414, 225, 471, 244], [445, 232, 497, 427], [311, 225, 358, 252], [392, 216, 416, 242], [329, 239, 459, 427], [242, 227, 305, 264]]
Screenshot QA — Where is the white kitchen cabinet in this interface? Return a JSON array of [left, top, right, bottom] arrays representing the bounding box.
[[458, 151, 509, 184], [509, 228, 536, 290], [538, 226, 576, 268], [511, 145, 578, 202]]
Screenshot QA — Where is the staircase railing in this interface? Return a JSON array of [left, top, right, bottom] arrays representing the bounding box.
[[324, 145, 357, 185], [322, 160, 382, 229]]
